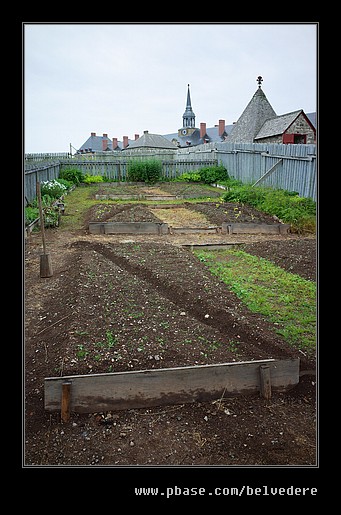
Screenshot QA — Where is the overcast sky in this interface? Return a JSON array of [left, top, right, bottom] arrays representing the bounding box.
[[24, 22, 318, 154]]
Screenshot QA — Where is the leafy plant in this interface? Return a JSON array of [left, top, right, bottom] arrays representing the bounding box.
[[127, 159, 162, 183], [222, 180, 316, 233], [83, 174, 104, 184], [25, 206, 39, 225], [175, 165, 229, 184], [176, 172, 201, 182], [59, 167, 85, 185], [198, 165, 229, 184], [194, 248, 316, 354], [40, 179, 67, 199]]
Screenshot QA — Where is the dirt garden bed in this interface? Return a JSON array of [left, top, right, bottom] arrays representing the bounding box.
[[24, 182, 317, 475], [84, 200, 280, 226]]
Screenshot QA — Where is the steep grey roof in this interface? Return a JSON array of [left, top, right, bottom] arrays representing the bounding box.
[[78, 135, 136, 153], [163, 124, 233, 147], [306, 112, 316, 128], [255, 110, 303, 140], [78, 134, 113, 152], [182, 84, 196, 125], [125, 131, 178, 150], [228, 87, 277, 143]]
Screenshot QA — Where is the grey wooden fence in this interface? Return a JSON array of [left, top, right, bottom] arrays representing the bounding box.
[[24, 142, 317, 203], [214, 142, 317, 200], [24, 162, 61, 203]]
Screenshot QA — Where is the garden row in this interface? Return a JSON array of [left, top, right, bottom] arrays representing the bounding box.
[[24, 163, 316, 234]]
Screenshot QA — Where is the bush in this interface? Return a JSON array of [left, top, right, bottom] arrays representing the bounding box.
[[25, 206, 39, 225], [176, 172, 201, 182], [55, 178, 73, 190], [40, 179, 67, 199], [198, 165, 229, 184], [59, 168, 84, 184], [83, 174, 104, 184], [127, 159, 162, 183], [222, 182, 316, 233], [176, 165, 229, 184]]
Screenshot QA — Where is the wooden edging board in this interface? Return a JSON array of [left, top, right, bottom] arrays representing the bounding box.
[[44, 358, 299, 415]]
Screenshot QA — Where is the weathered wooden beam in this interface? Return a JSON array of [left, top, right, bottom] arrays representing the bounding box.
[[44, 359, 299, 415], [61, 382, 72, 422], [259, 364, 272, 400]]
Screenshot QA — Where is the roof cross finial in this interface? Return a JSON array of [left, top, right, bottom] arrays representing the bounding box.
[[257, 76, 263, 88]]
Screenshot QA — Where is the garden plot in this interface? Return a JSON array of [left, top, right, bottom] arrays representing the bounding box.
[[94, 182, 223, 201], [25, 233, 316, 466], [87, 201, 289, 236], [149, 206, 214, 228]]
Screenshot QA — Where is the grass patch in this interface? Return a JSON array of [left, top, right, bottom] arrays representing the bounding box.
[[194, 248, 316, 354], [58, 185, 100, 231]]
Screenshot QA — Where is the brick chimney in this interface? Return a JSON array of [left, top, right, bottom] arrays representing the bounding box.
[[91, 132, 96, 137], [200, 122, 207, 139], [218, 119, 225, 137], [112, 137, 118, 149], [123, 136, 129, 148], [134, 134, 139, 140], [102, 138, 108, 151]]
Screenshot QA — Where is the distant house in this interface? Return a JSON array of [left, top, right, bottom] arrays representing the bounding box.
[[77, 133, 136, 154], [125, 130, 178, 150], [77, 79, 316, 154], [227, 77, 316, 144], [254, 110, 316, 144]]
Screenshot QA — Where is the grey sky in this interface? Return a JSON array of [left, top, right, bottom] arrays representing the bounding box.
[[24, 22, 318, 154]]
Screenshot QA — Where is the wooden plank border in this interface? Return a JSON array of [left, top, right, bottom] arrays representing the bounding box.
[[44, 358, 299, 414]]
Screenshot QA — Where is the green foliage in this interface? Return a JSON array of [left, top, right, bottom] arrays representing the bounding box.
[[127, 159, 162, 183], [198, 165, 229, 184], [40, 179, 67, 199], [176, 171, 201, 182], [55, 178, 73, 189], [194, 248, 316, 354], [83, 174, 104, 184], [59, 167, 85, 184], [43, 204, 60, 227], [222, 180, 316, 233], [25, 206, 39, 225], [175, 165, 229, 184]]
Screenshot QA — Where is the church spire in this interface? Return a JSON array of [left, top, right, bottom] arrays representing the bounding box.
[[182, 84, 195, 129]]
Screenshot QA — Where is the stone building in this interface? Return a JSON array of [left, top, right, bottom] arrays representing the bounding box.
[[228, 76, 316, 144], [76, 77, 316, 153]]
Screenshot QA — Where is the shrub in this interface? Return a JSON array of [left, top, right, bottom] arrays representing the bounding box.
[[40, 179, 67, 199], [25, 206, 39, 225], [222, 182, 316, 233], [176, 165, 229, 184], [83, 174, 104, 184], [55, 178, 73, 190], [127, 159, 162, 183], [198, 165, 229, 184], [176, 172, 201, 182], [59, 168, 84, 184]]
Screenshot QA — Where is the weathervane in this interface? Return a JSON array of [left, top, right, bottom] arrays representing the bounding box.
[[257, 76, 263, 88]]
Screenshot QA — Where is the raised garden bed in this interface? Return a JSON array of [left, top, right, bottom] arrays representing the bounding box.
[[87, 202, 290, 236]]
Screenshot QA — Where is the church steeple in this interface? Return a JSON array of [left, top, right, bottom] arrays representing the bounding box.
[[178, 84, 196, 137]]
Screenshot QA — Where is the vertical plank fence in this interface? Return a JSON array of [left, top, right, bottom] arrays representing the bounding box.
[[24, 142, 316, 204]]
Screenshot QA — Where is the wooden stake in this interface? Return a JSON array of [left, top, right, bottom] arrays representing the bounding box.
[[36, 181, 53, 277], [259, 364, 272, 400], [61, 382, 72, 423]]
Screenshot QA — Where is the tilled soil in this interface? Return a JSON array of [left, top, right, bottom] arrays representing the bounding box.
[[24, 195, 317, 476]]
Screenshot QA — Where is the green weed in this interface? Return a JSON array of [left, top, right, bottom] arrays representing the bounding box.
[[194, 248, 316, 354]]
